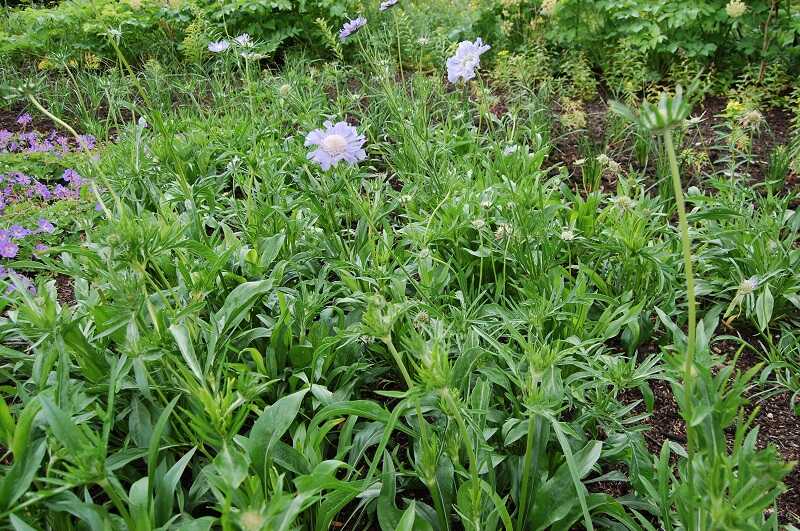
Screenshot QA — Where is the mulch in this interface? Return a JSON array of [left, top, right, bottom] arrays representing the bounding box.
[[613, 339, 800, 525], [548, 94, 797, 193]]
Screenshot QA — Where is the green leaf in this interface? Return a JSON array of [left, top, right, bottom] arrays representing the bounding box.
[[395, 503, 417, 531], [39, 396, 89, 455], [213, 443, 249, 490], [755, 285, 774, 331], [246, 389, 307, 474], [169, 323, 203, 382]]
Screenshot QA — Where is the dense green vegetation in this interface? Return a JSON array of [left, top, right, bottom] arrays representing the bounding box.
[[1, 0, 799, 529]]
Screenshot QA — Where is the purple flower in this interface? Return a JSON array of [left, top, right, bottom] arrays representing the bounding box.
[[13, 173, 30, 186], [63, 169, 84, 188], [9, 225, 31, 239], [54, 184, 77, 200], [33, 181, 52, 200], [37, 218, 56, 234], [34, 243, 48, 253], [208, 40, 230, 53], [0, 130, 12, 149], [305, 120, 367, 171], [5, 271, 35, 295], [95, 202, 103, 212], [16, 113, 32, 126], [56, 136, 69, 151], [339, 16, 367, 41], [0, 240, 18, 259], [0, 230, 8, 242], [446, 38, 491, 83], [77, 135, 96, 150], [380, 0, 399, 11]]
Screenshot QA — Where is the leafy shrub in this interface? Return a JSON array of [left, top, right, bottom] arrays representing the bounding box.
[[0, 0, 359, 65], [476, 0, 800, 94]]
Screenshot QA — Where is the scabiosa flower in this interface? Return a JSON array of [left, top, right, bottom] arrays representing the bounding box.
[[33, 243, 48, 254], [16, 113, 32, 126], [0, 240, 19, 259], [503, 144, 519, 156], [9, 225, 31, 239], [234, 34, 252, 47], [446, 38, 490, 84], [304, 120, 367, 170], [726, 0, 747, 18], [739, 109, 764, 129], [37, 218, 55, 234], [54, 184, 76, 200], [63, 168, 84, 187], [0, 130, 12, 150], [77, 134, 96, 150], [339, 17, 367, 41], [208, 40, 230, 53], [738, 276, 759, 295], [494, 223, 513, 240], [560, 228, 575, 241], [380, 0, 399, 11]]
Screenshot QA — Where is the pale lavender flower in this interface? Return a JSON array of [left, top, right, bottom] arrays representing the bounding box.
[[54, 184, 76, 200], [34, 244, 48, 253], [234, 34, 252, 47], [339, 17, 367, 41], [0, 130, 11, 150], [446, 38, 490, 83], [0, 230, 8, 242], [63, 168, 84, 187], [305, 120, 367, 171], [78, 135, 96, 150], [16, 113, 32, 126], [0, 240, 18, 259], [9, 225, 31, 239], [208, 40, 230, 53], [33, 181, 51, 200], [380, 0, 399, 11], [37, 218, 55, 234]]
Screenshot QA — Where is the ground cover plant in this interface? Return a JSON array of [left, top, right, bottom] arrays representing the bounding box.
[[1, 0, 799, 529]]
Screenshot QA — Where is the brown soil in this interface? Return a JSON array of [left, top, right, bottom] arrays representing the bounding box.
[[549, 95, 798, 194], [55, 274, 75, 306], [615, 340, 800, 525]]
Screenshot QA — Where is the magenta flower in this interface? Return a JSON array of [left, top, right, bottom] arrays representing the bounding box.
[[339, 17, 367, 41], [446, 38, 490, 83], [305, 120, 367, 171]]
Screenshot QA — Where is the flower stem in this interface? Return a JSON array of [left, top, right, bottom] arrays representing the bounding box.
[[663, 129, 697, 494], [384, 336, 414, 389]]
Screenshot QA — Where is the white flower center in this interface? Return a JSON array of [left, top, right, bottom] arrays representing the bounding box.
[[321, 134, 348, 156]]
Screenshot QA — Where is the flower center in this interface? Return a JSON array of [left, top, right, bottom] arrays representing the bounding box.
[[321, 134, 348, 156]]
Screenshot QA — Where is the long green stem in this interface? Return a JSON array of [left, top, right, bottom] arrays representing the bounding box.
[[442, 388, 481, 531], [663, 129, 697, 496], [384, 336, 414, 389]]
